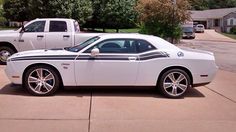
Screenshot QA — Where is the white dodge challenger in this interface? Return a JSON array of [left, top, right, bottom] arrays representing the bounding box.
[[5, 34, 218, 98]]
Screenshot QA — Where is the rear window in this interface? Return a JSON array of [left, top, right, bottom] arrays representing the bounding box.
[[49, 21, 67, 32]]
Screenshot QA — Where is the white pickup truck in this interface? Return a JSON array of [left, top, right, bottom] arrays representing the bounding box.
[[0, 18, 101, 64]]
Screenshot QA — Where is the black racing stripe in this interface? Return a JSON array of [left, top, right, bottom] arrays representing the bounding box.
[[11, 55, 77, 61], [139, 54, 167, 60]]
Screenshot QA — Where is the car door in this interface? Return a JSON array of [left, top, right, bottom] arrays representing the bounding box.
[[75, 39, 139, 86], [18, 21, 46, 51], [45, 20, 72, 49]]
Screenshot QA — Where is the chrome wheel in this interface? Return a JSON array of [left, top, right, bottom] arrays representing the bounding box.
[[163, 71, 188, 97], [0, 50, 11, 63], [28, 68, 55, 94]]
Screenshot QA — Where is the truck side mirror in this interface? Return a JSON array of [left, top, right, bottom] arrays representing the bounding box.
[[20, 25, 25, 33], [91, 48, 100, 57]]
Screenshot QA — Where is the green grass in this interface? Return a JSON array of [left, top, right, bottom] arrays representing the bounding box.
[[0, 27, 17, 30], [222, 33, 236, 40], [94, 28, 140, 33]]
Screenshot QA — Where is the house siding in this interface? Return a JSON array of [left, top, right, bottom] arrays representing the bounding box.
[[223, 12, 236, 33]]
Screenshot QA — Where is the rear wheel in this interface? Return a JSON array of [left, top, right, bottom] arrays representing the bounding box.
[[0, 46, 15, 65], [158, 69, 191, 98], [24, 65, 60, 96]]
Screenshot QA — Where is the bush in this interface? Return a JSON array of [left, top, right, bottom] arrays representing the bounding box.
[[136, 0, 190, 42], [230, 27, 236, 34]]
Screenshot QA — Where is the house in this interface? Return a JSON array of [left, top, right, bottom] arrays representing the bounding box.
[[191, 8, 236, 32]]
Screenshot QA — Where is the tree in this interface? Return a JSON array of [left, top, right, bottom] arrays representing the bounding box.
[[28, 0, 51, 19], [188, 0, 208, 10], [86, 0, 137, 32], [136, 0, 191, 41], [208, 0, 236, 9], [48, 0, 93, 25], [3, 0, 30, 23]]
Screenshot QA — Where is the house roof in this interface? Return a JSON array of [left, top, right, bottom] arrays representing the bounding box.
[[191, 8, 236, 20]]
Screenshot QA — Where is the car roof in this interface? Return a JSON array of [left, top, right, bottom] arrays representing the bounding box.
[[35, 18, 75, 21], [97, 33, 177, 49]]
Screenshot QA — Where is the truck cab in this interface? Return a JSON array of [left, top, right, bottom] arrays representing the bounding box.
[[0, 18, 100, 64]]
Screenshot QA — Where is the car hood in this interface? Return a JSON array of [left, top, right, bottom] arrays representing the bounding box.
[[9, 49, 78, 60]]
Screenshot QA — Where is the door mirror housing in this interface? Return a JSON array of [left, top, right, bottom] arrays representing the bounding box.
[[91, 48, 100, 57], [20, 25, 25, 33]]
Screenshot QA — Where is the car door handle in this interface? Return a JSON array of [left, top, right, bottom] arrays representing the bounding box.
[[63, 35, 70, 38], [37, 35, 44, 38], [128, 57, 137, 61]]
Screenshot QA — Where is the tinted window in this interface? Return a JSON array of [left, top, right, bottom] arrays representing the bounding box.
[[24, 21, 45, 32], [182, 27, 193, 33], [85, 39, 137, 54], [49, 21, 67, 32], [136, 40, 156, 53]]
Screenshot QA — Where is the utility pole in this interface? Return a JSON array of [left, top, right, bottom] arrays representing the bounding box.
[[171, 0, 176, 44]]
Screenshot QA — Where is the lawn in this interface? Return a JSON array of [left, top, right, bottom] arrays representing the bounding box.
[[221, 33, 236, 40], [0, 27, 17, 30]]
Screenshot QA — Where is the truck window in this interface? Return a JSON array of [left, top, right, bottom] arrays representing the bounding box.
[[74, 21, 80, 32], [24, 21, 45, 32], [49, 21, 67, 32]]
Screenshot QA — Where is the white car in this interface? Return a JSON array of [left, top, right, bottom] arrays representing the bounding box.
[[5, 34, 218, 98], [195, 24, 205, 33]]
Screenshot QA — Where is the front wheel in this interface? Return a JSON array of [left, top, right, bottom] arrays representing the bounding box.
[[24, 65, 60, 96], [0, 46, 15, 65], [158, 69, 191, 98]]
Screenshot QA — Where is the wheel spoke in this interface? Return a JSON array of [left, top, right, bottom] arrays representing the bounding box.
[[36, 68, 43, 79], [171, 87, 177, 95], [44, 82, 53, 91], [176, 74, 185, 83], [164, 82, 173, 89], [178, 84, 187, 91], [28, 76, 38, 83], [168, 73, 176, 83], [44, 73, 54, 81], [35, 84, 42, 92]]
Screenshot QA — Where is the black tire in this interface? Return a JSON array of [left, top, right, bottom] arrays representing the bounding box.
[[158, 69, 191, 98], [0, 46, 15, 65], [24, 65, 60, 96]]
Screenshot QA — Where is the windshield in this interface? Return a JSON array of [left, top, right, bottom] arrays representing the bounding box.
[[182, 27, 193, 33], [65, 36, 100, 52]]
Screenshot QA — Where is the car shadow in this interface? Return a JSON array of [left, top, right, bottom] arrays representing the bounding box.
[[0, 84, 205, 99]]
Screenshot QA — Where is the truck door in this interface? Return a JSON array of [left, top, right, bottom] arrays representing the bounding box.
[[45, 20, 72, 49], [18, 20, 46, 51]]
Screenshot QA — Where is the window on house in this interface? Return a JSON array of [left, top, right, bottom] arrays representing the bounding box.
[[230, 19, 234, 26], [214, 19, 219, 27]]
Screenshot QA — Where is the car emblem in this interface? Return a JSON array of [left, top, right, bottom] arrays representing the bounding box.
[[177, 51, 184, 57]]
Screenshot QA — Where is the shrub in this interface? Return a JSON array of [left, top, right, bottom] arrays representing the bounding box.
[[230, 26, 236, 34]]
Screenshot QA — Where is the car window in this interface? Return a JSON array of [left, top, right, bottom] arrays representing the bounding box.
[[84, 39, 137, 54], [49, 21, 67, 32], [24, 21, 45, 32], [136, 40, 156, 53]]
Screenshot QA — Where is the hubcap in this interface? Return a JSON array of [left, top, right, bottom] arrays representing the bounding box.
[[163, 72, 188, 96], [0, 50, 11, 62], [28, 68, 55, 94]]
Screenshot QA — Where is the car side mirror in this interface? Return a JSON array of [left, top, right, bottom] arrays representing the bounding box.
[[20, 25, 25, 33], [91, 48, 100, 57]]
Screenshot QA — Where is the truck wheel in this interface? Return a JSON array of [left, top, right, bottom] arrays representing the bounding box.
[[0, 46, 15, 65]]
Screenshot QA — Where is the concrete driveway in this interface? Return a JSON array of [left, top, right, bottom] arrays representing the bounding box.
[[1, 64, 236, 132], [194, 29, 236, 43]]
